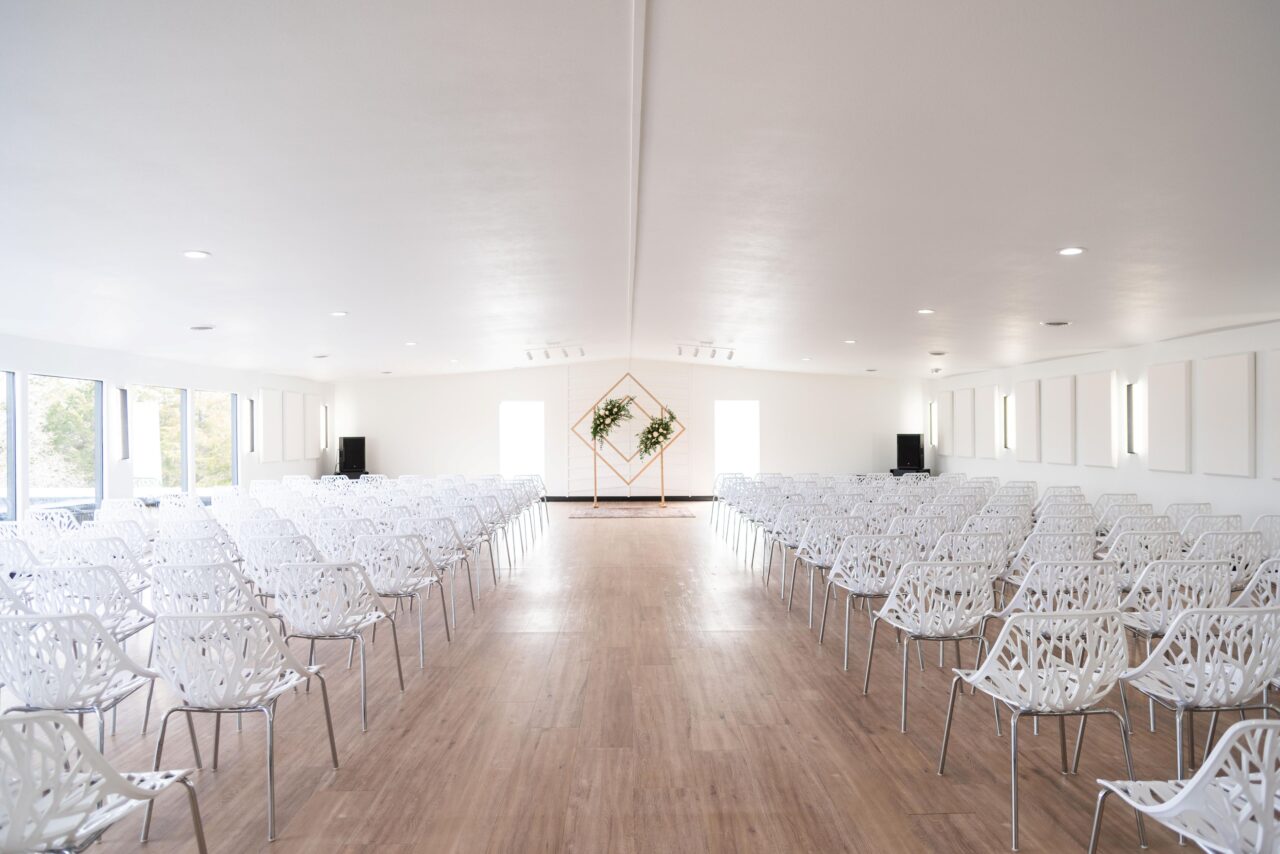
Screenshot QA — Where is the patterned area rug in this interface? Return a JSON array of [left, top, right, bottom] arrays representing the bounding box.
[[569, 504, 696, 519]]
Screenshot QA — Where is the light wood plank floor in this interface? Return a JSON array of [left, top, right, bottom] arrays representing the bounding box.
[[79, 502, 1197, 853]]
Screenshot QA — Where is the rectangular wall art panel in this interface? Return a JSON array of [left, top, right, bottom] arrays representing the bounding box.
[[1147, 361, 1190, 473], [303, 393, 322, 460], [937, 390, 954, 456], [953, 388, 975, 457], [1077, 370, 1117, 468], [1198, 352, 1255, 477], [974, 385, 998, 459], [1272, 350, 1280, 480], [1041, 375, 1075, 465], [282, 391, 304, 462], [1014, 379, 1040, 462], [258, 388, 283, 463]]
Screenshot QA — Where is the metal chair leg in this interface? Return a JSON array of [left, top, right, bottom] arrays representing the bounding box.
[[184, 711, 203, 768], [863, 618, 880, 695], [262, 706, 276, 840], [388, 618, 406, 692], [180, 776, 210, 854], [1086, 788, 1111, 854], [937, 676, 963, 775], [313, 673, 340, 768], [1109, 709, 1147, 848], [141, 708, 178, 841], [817, 579, 833, 644], [212, 712, 221, 770], [900, 636, 911, 733], [357, 633, 368, 731], [842, 592, 852, 672], [1010, 711, 1022, 851]]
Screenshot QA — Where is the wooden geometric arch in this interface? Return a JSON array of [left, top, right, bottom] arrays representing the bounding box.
[[570, 372, 685, 486]]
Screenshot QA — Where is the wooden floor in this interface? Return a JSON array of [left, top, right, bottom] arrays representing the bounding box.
[[81, 502, 1194, 853]]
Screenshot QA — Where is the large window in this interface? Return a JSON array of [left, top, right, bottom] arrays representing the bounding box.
[[1, 373, 14, 520], [28, 374, 103, 510], [131, 385, 186, 498], [714, 400, 760, 477], [498, 401, 545, 481], [193, 390, 237, 493]]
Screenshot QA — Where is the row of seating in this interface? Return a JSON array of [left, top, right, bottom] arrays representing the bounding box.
[[715, 472, 1280, 852], [0, 473, 547, 851]]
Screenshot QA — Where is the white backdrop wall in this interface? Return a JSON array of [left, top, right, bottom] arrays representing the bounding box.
[[0, 331, 334, 509], [927, 321, 1280, 521], [333, 358, 924, 496]]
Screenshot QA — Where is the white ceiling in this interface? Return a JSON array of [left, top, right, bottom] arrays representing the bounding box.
[[2, 1, 1279, 381]]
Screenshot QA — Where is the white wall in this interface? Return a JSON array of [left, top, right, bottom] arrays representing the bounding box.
[[0, 331, 334, 512], [928, 321, 1280, 521], [334, 358, 924, 496]]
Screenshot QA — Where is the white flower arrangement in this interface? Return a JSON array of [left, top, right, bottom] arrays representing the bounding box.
[[637, 407, 677, 459], [591, 396, 635, 446]]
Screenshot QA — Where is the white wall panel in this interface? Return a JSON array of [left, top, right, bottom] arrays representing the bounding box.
[[1271, 350, 1280, 480], [1198, 352, 1255, 477], [1077, 370, 1116, 468], [974, 385, 998, 459], [1041, 375, 1075, 465], [1148, 361, 1190, 473], [282, 391, 304, 462], [258, 388, 283, 463], [937, 390, 954, 456], [304, 393, 322, 460], [1014, 379, 1040, 462], [953, 388, 975, 458]]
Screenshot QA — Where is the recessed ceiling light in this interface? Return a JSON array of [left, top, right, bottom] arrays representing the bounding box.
[[917, 308, 935, 315], [1041, 320, 1071, 327], [313, 354, 329, 359], [404, 342, 417, 347], [449, 358, 459, 364], [801, 357, 811, 362], [188, 325, 215, 332], [182, 250, 211, 260], [381, 371, 392, 375], [1058, 246, 1086, 256], [330, 311, 348, 318], [843, 339, 857, 344], [929, 351, 947, 356], [865, 368, 878, 372]]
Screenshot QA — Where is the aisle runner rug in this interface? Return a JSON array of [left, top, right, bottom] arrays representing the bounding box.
[[569, 504, 696, 519]]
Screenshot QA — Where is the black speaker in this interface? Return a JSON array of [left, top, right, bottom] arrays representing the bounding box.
[[338, 436, 366, 473], [896, 433, 924, 470]]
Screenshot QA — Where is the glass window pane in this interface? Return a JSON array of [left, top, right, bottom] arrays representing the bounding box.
[[131, 386, 185, 498], [714, 400, 760, 477], [193, 390, 235, 492], [28, 374, 102, 509], [498, 401, 545, 481]]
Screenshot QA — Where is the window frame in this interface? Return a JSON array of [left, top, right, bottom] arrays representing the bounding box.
[[1, 371, 15, 520], [191, 388, 239, 493], [128, 384, 189, 498], [26, 373, 104, 514]]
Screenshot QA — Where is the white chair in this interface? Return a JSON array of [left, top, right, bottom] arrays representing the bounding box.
[[1033, 514, 1096, 535], [961, 514, 1026, 563], [1005, 531, 1096, 588], [1188, 530, 1267, 590], [929, 531, 1007, 575], [1181, 514, 1245, 548], [762, 503, 824, 595], [273, 562, 405, 731], [56, 536, 150, 592], [1098, 503, 1155, 538], [0, 710, 207, 853], [1120, 607, 1280, 779], [937, 610, 1143, 851], [241, 534, 323, 600], [157, 494, 208, 522], [23, 565, 154, 644], [21, 509, 81, 559], [1098, 514, 1175, 554], [1232, 558, 1280, 608], [817, 533, 913, 671], [1094, 493, 1140, 525], [1102, 530, 1184, 590], [352, 533, 452, 666], [864, 560, 994, 732], [886, 513, 947, 559], [995, 560, 1122, 618], [307, 517, 378, 562], [235, 516, 300, 547], [1254, 515, 1280, 560], [396, 516, 476, 628], [0, 613, 157, 751], [146, 612, 340, 841], [1088, 719, 1280, 854], [152, 535, 234, 566], [788, 515, 868, 626], [1165, 502, 1212, 533], [1119, 559, 1235, 734], [79, 519, 151, 560], [0, 538, 41, 596], [151, 562, 272, 617]]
